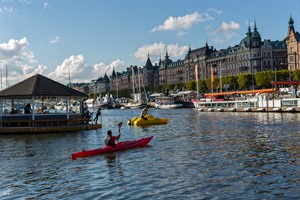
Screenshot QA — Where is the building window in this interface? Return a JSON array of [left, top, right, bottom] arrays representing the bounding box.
[[289, 55, 295, 62], [291, 47, 294, 52]]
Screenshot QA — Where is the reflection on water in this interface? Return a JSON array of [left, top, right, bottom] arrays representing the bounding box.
[[1, 109, 300, 199]]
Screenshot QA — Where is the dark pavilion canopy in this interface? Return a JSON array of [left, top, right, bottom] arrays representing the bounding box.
[[0, 74, 87, 98]]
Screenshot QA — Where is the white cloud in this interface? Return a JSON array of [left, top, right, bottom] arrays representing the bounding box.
[[167, 44, 189, 58], [0, 38, 47, 86], [48, 54, 90, 84], [133, 42, 189, 64], [93, 59, 127, 78], [0, 6, 15, 14], [44, 2, 49, 10], [207, 8, 222, 15], [19, 0, 31, 5], [212, 21, 241, 44], [0, 37, 129, 86], [217, 21, 240, 32], [49, 36, 60, 44], [176, 31, 187, 38], [0, 37, 128, 86], [151, 12, 213, 32]]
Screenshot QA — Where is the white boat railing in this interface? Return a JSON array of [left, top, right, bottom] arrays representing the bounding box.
[[194, 98, 300, 109]]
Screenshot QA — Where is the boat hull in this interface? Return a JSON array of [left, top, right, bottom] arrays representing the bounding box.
[[71, 136, 154, 160], [127, 115, 168, 126]]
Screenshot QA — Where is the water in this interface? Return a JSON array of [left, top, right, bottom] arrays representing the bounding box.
[[1, 108, 300, 199]]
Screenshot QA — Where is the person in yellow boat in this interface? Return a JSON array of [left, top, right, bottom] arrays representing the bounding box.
[[140, 106, 148, 120]]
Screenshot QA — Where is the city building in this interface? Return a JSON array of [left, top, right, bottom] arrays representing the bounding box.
[[286, 16, 300, 71], [90, 18, 292, 95]]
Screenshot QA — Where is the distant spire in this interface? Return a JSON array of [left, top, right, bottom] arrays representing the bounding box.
[[289, 15, 294, 27], [287, 15, 295, 39]]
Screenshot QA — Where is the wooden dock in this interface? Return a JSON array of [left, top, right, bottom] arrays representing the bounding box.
[[0, 118, 102, 134]]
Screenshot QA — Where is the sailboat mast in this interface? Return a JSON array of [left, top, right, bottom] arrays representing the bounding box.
[[219, 60, 222, 93], [6, 64, 8, 87], [68, 65, 71, 86], [138, 67, 141, 94], [131, 66, 135, 97]]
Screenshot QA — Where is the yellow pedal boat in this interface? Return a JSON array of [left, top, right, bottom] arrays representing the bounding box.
[[127, 115, 168, 126]]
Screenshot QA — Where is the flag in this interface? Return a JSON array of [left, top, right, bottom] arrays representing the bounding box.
[[195, 64, 198, 82], [211, 65, 214, 82]]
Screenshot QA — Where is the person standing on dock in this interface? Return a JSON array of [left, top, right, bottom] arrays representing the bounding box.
[[94, 107, 101, 124]]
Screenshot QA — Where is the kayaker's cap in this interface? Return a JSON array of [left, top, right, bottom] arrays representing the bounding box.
[[107, 130, 112, 135]]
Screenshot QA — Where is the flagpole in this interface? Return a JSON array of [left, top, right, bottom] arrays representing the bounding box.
[[195, 64, 198, 97], [220, 60, 222, 93], [211, 64, 214, 93]]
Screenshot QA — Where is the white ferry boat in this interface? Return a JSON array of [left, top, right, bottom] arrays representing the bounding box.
[[192, 81, 300, 112]]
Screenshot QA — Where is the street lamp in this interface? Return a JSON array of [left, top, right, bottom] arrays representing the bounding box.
[[280, 62, 291, 81]]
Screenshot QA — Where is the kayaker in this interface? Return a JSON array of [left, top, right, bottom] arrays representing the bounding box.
[[104, 127, 121, 146], [140, 106, 148, 120]]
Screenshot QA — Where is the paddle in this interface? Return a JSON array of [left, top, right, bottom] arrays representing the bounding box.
[[118, 121, 123, 128], [117, 121, 122, 142]]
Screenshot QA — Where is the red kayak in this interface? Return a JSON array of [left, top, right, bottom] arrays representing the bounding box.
[[71, 136, 154, 160]]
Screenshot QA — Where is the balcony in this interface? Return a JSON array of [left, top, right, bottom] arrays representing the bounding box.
[[239, 66, 248, 71], [254, 66, 261, 70]]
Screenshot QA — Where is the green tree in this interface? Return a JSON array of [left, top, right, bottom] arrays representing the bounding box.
[[293, 69, 300, 81], [198, 80, 208, 93], [185, 81, 196, 91], [237, 73, 252, 90], [255, 71, 273, 88]]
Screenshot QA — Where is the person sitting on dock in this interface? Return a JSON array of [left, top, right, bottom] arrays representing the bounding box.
[[93, 107, 101, 124], [83, 102, 91, 120], [24, 103, 32, 114], [140, 106, 148, 120], [104, 127, 121, 146]]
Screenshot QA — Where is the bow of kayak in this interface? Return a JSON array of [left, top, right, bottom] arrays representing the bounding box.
[[71, 136, 154, 160]]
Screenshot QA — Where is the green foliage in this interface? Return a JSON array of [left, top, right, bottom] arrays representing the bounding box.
[[220, 75, 237, 91], [185, 81, 196, 90], [107, 69, 299, 96], [173, 84, 179, 91], [237, 73, 252, 90], [255, 71, 272, 88], [197, 80, 208, 93], [292, 69, 300, 81]]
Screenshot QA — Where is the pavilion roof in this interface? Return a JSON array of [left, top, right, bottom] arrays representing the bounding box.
[[0, 74, 87, 98]]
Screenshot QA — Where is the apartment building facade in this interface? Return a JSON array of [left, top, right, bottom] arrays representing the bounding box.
[[94, 18, 296, 94]]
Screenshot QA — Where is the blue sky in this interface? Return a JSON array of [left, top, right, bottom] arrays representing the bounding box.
[[0, 0, 300, 86]]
